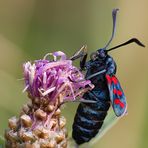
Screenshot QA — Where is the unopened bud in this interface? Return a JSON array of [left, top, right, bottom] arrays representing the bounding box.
[[8, 116, 18, 130], [20, 114, 32, 127], [54, 109, 61, 116], [41, 140, 56, 148], [47, 104, 54, 112], [5, 130, 18, 142], [50, 119, 57, 129], [60, 140, 67, 148], [59, 116, 66, 129], [21, 131, 34, 142], [35, 109, 47, 120], [55, 132, 64, 144], [40, 128, 49, 139]]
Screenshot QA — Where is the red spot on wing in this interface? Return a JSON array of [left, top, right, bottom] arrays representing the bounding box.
[[106, 74, 112, 84], [106, 75, 118, 85], [114, 98, 125, 108], [117, 90, 122, 96], [113, 89, 122, 96], [112, 76, 118, 84], [113, 89, 117, 94]]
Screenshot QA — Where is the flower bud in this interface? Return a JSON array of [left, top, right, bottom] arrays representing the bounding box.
[[47, 104, 54, 112], [40, 139, 56, 148], [35, 109, 47, 120], [54, 109, 61, 116], [8, 117, 18, 130], [20, 131, 34, 142], [20, 114, 32, 127], [59, 116, 66, 129], [55, 132, 64, 144]]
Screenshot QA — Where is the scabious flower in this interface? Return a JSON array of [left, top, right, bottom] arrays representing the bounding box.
[[5, 51, 93, 148]]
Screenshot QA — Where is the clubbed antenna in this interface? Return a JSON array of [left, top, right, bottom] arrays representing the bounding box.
[[107, 38, 145, 52], [104, 8, 119, 49]]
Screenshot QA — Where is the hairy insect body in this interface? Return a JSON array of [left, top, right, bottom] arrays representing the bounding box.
[[72, 56, 116, 144]]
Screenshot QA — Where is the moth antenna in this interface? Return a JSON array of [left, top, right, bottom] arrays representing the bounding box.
[[107, 38, 145, 52], [104, 8, 119, 49]]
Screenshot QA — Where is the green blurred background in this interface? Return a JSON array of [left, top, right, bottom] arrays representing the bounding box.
[[0, 0, 148, 148]]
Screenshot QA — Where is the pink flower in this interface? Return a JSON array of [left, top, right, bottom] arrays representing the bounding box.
[[23, 51, 93, 103]]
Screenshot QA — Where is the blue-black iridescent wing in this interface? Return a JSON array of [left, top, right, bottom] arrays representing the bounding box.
[[106, 74, 127, 117]]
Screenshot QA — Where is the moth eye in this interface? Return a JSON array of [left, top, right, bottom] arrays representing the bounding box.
[[90, 52, 97, 61]]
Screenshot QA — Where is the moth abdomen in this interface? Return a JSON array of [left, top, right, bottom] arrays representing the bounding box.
[[72, 92, 110, 144]]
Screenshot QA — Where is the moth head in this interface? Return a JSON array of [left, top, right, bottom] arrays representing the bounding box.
[[97, 48, 107, 59]]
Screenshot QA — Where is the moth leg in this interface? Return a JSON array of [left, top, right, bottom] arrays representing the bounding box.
[[70, 45, 88, 70], [72, 99, 96, 104], [62, 99, 96, 105], [80, 50, 87, 71], [70, 45, 87, 60], [86, 69, 106, 80]]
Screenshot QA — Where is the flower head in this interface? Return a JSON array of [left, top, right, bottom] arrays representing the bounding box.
[[5, 51, 94, 147], [23, 51, 93, 103]]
